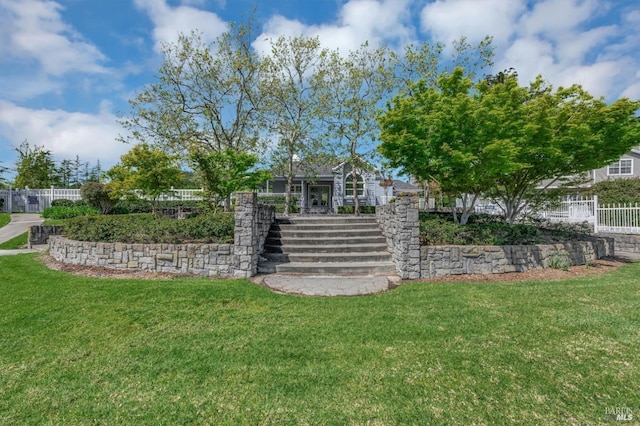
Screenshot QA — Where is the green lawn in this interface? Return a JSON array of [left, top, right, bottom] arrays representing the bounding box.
[[0, 212, 10, 228], [0, 213, 28, 249], [1, 254, 638, 425], [0, 232, 28, 250]]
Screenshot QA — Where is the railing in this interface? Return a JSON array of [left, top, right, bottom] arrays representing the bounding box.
[[537, 199, 595, 223], [596, 202, 640, 234], [535, 196, 640, 234]]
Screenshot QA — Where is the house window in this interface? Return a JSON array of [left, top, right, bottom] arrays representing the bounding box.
[[608, 159, 633, 176], [345, 172, 365, 197]]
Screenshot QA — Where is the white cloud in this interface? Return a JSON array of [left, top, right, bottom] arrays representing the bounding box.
[[0, 0, 108, 76], [133, 0, 227, 52], [518, 0, 600, 37], [420, 0, 526, 46], [254, 0, 414, 54], [414, 0, 639, 101], [0, 101, 130, 167]]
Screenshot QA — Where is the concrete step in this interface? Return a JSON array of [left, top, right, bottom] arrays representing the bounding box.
[[271, 223, 380, 231], [265, 236, 387, 246], [276, 216, 377, 225], [262, 251, 392, 263], [259, 215, 396, 277], [272, 229, 384, 239], [272, 261, 397, 275], [264, 243, 389, 254]]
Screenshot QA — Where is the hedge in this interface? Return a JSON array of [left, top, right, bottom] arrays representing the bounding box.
[[42, 205, 100, 220], [63, 212, 235, 244]]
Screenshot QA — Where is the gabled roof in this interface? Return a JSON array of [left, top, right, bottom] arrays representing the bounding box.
[[392, 180, 421, 193], [272, 157, 380, 180]]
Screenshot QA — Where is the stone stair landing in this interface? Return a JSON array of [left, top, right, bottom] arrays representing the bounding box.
[[259, 216, 397, 276]]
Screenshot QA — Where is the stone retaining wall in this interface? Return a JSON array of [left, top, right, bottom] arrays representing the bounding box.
[[377, 193, 615, 279], [376, 193, 420, 279], [29, 225, 63, 247], [420, 239, 614, 278], [49, 237, 236, 276], [49, 192, 275, 278], [596, 233, 640, 253]]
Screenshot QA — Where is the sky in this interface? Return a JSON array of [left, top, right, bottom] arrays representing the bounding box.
[[0, 0, 639, 181]]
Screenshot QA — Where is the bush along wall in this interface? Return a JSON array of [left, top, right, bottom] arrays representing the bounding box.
[[376, 193, 614, 279], [49, 192, 275, 278]]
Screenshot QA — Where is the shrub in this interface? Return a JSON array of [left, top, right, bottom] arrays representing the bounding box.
[[337, 205, 376, 214], [42, 205, 100, 220], [81, 182, 117, 214], [0, 198, 3, 210], [258, 195, 299, 214], [51, 199, 77, 207], [112, 199, 204, 215], [64, 212, 235, 244], [583, 178, 640, 205], [419, 212, 588, 246]]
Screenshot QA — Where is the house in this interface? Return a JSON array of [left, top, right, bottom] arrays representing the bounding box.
[[591, 147, 640, 184], [539, 147, 640, 190], [262, 160, 413, 214]]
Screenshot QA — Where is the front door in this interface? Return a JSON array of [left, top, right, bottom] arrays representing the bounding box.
[[308, 185, 331, 210]]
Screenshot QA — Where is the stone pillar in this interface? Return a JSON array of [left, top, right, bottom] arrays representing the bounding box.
[[393, 192, 420, 279], [233, 191, 258, 278]]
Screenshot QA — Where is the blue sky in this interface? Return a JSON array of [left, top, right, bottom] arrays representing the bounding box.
[[1, 0, 639, 180]]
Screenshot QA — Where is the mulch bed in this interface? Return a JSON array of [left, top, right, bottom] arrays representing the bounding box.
[[39, 254, 633, 283]]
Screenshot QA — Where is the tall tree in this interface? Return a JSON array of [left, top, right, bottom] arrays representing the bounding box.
[[395, 36, 494, 95], [0, 162, 8, 188], [105, 144, 183, 212], [13, 140, 60, 188], [477, 73, 640, 221], [89, 159, 102, 183], [379, 68, 511, 224], [378, 67, 640, 223], [261, 35, 330, 216], [119, 20, 265, 209], [318, 43, 396, 215], [191, 148, 270, 211], [56, 159, 73, 187]]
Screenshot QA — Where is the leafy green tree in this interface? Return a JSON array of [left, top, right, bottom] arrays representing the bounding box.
[[478, 73, 640, 222], [379, 67, 640, 223], [395, 36, 494, 95], [379, 68, 508, 224], [190, 148, 270, 211], [120, 23, 264, 154], [119, 21, 266, 209], [105, 144, 182, 212], [261, 35, 331, 216], [318, 43, 396, 215], [80, 182, 117, 214], [582, 178, 640, 205], [13, 140, 60, 188]]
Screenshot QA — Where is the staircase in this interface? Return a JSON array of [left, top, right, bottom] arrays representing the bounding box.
[[258, 216, 397, 275]]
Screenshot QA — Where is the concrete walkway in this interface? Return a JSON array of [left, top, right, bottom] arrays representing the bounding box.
[[0, 214, 44, 255], [253, 274, 402, 296]]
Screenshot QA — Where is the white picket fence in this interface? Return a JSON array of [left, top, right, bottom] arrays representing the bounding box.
[[596, 202, 640, 234], [0, 187, 300, 213], [537, 198, 596, 223], [537, 196, 640, 234], [0, 187, 204, 213]]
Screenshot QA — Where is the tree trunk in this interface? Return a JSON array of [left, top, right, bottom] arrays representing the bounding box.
[[352, 171, 360, 216], [284, 174, 294, 217], [458, 193, 478, 225]]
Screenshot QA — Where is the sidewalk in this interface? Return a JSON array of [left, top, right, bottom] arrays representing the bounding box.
[[0, 214, 44, 255]]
